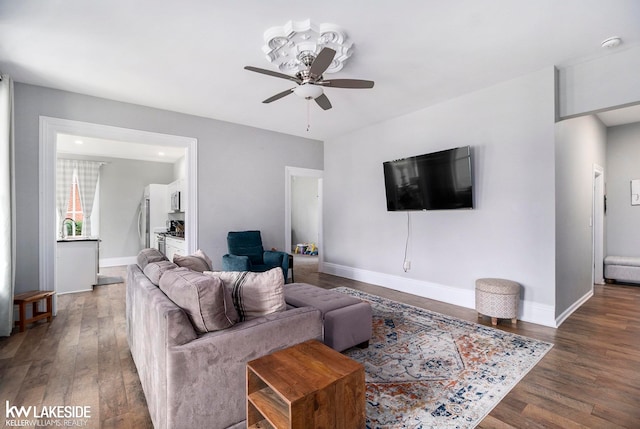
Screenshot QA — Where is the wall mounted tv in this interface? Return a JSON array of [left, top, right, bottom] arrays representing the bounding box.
[[383, 146, 474, 211]]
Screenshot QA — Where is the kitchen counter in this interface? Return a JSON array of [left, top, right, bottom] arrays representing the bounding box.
[[157, 233, 184, 240], [57, 237, 101, 242]]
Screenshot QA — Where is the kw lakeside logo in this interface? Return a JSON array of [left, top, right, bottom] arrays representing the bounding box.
[[5, 401, 91, 427]]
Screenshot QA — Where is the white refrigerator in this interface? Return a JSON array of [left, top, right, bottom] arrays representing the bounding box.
[[138, 184, 168, 250]]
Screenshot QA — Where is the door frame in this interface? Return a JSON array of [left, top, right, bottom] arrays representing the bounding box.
[[592, 164, 605, 285], [284, 166, 323, 270], [39, 116, 198, 305]]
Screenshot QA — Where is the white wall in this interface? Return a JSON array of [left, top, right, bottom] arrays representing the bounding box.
[[14, 83, 323, 293], [606, 122, 640, 257], [323, 68, 557, 326], [291, 176, 319, 250], [554, 115, 607, 320], [173, 155, 186, 181]]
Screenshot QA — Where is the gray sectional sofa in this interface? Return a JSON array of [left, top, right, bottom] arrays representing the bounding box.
[[126, 252, 323, 429]]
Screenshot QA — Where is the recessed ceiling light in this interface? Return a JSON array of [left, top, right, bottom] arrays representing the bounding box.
[[601, 36, 622, 49], [74, 139, 83, 145], [158, 152, 165, 156]]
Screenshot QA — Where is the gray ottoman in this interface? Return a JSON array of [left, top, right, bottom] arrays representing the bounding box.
[[284, 283, 372, 352]]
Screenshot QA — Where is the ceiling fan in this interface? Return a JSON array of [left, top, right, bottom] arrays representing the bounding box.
[[244, 47, 374, 110]]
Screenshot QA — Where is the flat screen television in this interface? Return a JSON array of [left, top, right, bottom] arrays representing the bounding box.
[[383, 146, 473, 211]]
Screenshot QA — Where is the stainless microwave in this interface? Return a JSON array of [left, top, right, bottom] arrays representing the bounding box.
[[170, 191, 181, 212]]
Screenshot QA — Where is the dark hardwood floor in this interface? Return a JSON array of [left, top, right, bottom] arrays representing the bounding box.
[[1, 259, 639, 428]]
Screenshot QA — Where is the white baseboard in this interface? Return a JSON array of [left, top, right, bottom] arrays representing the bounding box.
[[555, 288, 593, 327], [57, 288, 93, 295], [322, 262, 557, 328], [100, 256, 137, 268]]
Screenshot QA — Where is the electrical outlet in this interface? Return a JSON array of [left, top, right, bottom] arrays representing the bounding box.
[[403, 260, 411, 270]]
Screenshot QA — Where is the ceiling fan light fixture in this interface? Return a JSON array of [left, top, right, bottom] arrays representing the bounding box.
[[245, 23, 374, 112], [294, 84, 323, 100], [601, 36, 622, 49]]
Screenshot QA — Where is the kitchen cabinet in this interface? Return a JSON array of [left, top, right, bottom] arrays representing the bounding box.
[[167, 180, 177, 212], [57, 239, 99, 294], [165, 236, 186, 262], [179, 179, 186, 214], [167, 179, 186, 213]]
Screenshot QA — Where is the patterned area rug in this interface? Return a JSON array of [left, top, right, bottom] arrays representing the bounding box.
[[336, 287, 553, 429]]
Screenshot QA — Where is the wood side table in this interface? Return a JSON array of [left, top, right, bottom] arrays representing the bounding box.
[[246, 339, 365, 429]]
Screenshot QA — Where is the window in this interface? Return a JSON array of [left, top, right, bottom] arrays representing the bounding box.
[[57, 158, 101, 239], [63, 173, 84, 236]]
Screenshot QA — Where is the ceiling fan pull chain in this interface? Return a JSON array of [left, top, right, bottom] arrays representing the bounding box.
[[306, 99, 311, 132]]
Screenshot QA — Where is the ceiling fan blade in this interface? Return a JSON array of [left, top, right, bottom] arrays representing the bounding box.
[[244, 66, 302, 84], [309, 47, 336, 77], [262, 88, 295, 103], [315, 93, 332, 110], [318, 79, 375, 89]]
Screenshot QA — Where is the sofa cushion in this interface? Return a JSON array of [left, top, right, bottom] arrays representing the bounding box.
[[604, 256, 640, 267], [173, 249, 213, 273], [159, 267, 238, 333], [143, 260, 179, 286], [137, 248, 167, 270], [204, 267, 286, 321], [284, 282, 364, 316]]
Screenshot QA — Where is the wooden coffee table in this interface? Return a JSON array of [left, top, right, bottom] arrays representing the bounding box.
[[246, 339, 365, 429]]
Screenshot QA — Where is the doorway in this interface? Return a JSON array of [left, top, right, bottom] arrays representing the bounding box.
[[285, 167, 323, 274], [39, 117, 198, 305], [593, 164, 605, 285]]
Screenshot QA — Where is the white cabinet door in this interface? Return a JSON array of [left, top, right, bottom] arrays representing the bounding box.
[[57, 240, 98, 294], [165, 237, 186, 262]]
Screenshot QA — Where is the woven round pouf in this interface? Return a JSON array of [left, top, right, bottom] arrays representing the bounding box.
[[475, 278, 520, 326]]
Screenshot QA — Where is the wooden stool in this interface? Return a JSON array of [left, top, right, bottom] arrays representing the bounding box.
[[13, 290, 55, 332]]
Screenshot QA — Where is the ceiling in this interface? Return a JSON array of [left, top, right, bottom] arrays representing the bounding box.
[[596, 103, 640, 127], [57, 133, 185, 163], [1, 0, 640, 141]]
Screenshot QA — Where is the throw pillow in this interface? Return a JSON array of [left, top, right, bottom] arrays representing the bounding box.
[[159, 267, 239, 333], [173, 249, 213, 273], [136, 248, 167, 270], [143, 260, 178, 286], [204, 267, 286, 321]]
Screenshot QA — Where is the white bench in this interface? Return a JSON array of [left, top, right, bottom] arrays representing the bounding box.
[[604, 256, 640, 284]]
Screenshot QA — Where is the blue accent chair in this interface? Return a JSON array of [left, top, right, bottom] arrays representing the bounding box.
[[222, 231, 290, 281]]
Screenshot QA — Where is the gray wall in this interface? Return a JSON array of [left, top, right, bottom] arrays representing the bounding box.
[[323, 68, 558, 325], [554, 115, 607, 317], [14, 83, 323, 293], [99, 157, 174, 259], [606, 122, 640, 257]]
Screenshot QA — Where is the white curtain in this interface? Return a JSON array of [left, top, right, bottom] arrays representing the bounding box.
[[56, 159, 101, 236], [56, 159, 75, 236], [75, 160, 101, 234], [0, 74, 15, 337]]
